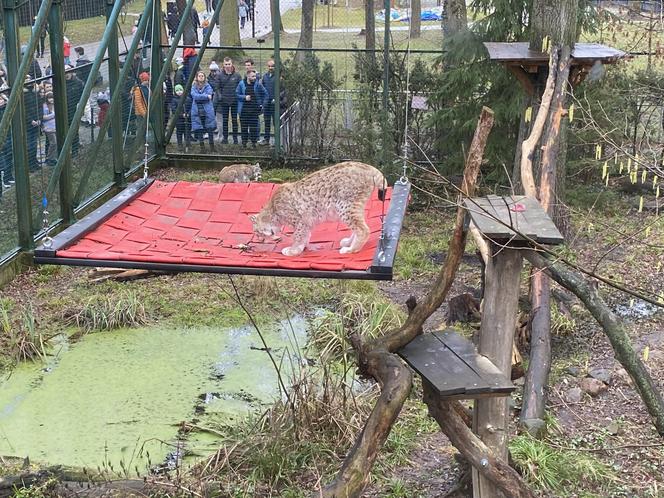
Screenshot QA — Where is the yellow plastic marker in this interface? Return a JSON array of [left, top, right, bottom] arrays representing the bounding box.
[[619, 161, 624, 174], [639, 196, 644, 212], [605, 172, 610, 186], [568, 104, 574, 122], [645, 226, 651, 237], [602, 161, 608, 179], [642, 169, 647, 184], [644, 346, 650, 362], [525, 106, 532, 123]]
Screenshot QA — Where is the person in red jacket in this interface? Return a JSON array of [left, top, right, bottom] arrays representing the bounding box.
[[63, 36, 71, 65]]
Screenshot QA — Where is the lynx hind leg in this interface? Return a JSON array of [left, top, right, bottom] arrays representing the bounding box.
[[340, 234, 355, 248], [282, 224, 311, 257], [339, 209, 370, 254]]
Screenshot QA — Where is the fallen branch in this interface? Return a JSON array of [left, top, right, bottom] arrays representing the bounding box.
[[525, 250, 664, 436]]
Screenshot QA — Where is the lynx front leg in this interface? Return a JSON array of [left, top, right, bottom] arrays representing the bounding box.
[[339, 210, 370, 254], [339, 234, 355, 248], [282, 224, 311, 256]]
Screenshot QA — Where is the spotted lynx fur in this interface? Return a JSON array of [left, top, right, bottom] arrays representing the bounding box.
[[219, 163, 261, 183], [250, 161, 386, 256]]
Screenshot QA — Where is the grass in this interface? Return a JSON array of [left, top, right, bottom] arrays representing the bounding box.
[[65, 289, 148, 332], [0, 301, 48, 363], [509, 434, 616, 493], [309, 281, 404, 363], [19, 0, 148, 48]]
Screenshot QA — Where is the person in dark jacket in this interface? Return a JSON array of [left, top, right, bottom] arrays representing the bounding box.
[[190, 71, 216, 151], [236, 69, 266, 148], [38, 20, 48, 58], [171, 84, 191, 152], [166, 2, 180, 39], [74, 46, 93, 85], [258, 58, 277, 146], [214, 57, 241, 144], [64, 66, 83, 156], [21, 45, 42, 81]]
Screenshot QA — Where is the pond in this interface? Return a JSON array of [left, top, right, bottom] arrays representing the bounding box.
[[0, 316, 308, 474]]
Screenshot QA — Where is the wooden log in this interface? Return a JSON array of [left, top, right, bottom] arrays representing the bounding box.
[[423, 386, 537, 498], [525, 250, 664, 436], [473, 247, 523, 498]]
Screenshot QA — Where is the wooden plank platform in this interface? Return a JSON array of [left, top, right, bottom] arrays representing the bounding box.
[[484, 42, 626, 65], [464, 195, 564, 246], [398, 329, 514, 400]]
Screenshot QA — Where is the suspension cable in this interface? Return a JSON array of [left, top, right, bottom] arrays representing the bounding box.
[[142, 10, 155, 183], [399, 0, 413, 186]]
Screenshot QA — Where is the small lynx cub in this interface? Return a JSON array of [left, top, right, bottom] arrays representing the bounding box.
[[219, 163, 261, 183], [250, 161, 386, 257]]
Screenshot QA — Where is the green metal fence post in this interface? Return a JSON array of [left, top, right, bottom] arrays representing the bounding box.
[[107, 0, 125, 186], [272, 0, 281, 158], [3, 0, 34, 249], [382, 0, 391, 169], [49, 0, 74, 224], [150, 0, 165, 156]]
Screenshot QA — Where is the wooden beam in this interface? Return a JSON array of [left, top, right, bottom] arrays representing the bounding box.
[[473, 246, 524, 498], [505, 65, 537, 96]]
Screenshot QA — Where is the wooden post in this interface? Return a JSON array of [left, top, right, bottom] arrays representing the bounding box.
[[473, 246, 523, 498]]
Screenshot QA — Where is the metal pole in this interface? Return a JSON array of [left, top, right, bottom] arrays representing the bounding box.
[[252, 0, 256, 38], [0, 0, 52, 149], [150, 0, 165, 156], [107, 0, 125, 186], [46, 0, 125, 200], [3, 0, 34, 249], [382, 0, 391, 168], [49, 0, 74, 224], [73, 0, 154, 204], [272, 0, 281, 156], [164, 0, 225, 143]]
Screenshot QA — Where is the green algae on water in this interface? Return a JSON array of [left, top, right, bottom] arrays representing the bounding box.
[[0, 316, 308, 472]]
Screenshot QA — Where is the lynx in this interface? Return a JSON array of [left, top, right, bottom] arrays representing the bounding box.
[[250, 161, 386, 257], [219, 163, 261, 183]]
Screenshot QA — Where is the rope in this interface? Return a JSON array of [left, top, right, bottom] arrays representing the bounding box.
[[399, 0, 413, 186], [142, 11, 155, 183]]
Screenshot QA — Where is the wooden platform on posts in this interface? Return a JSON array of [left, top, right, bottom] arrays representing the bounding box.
[[398, 330, 514, 400]]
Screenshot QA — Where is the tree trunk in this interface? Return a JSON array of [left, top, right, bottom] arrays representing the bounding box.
[[410, 0, 421, 38], [365, 0, 375, 55], [525, 251, 664, 436], [176, 0, 197, 46], [529, 0, 579, 50], [520, 46, 572, 432], [270, 0, 285, 34], [296, 0, 315, 62], [319, 107, 494, 498], [442, 0, 467, 38], [219, 0, 241, 49]]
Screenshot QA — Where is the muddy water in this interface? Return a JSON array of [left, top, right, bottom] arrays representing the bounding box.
[[0, 316, 307, 472]]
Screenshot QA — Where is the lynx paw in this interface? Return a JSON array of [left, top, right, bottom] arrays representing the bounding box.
[[340, 236, 353, 248], [282, 246, 304, 257], [339, 246, 354, 255]]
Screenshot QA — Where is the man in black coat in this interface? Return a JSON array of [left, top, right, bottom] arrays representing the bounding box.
[[64, 66, 83, 156], [214, 57, 242, 144]]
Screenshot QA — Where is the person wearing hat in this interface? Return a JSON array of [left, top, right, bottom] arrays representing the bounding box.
[[133, 72, 150, 127], [171, 84, 192, 152], [96, 91, 110, 133], [174, 56, 186, 87]]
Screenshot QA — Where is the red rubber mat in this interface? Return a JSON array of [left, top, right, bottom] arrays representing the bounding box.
[[56, 181, 394, 272]]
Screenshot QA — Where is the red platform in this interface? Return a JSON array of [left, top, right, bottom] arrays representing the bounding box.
[[50, 180, 395, 274]]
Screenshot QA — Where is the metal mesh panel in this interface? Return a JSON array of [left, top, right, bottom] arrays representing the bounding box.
[[0, 87, 19, 256]]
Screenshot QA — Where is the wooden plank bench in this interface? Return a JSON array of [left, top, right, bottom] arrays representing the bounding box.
[[398, 329, 514, 400]]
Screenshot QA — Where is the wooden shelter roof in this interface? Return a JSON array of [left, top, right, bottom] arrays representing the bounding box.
[[484, 42, 627, 65]]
